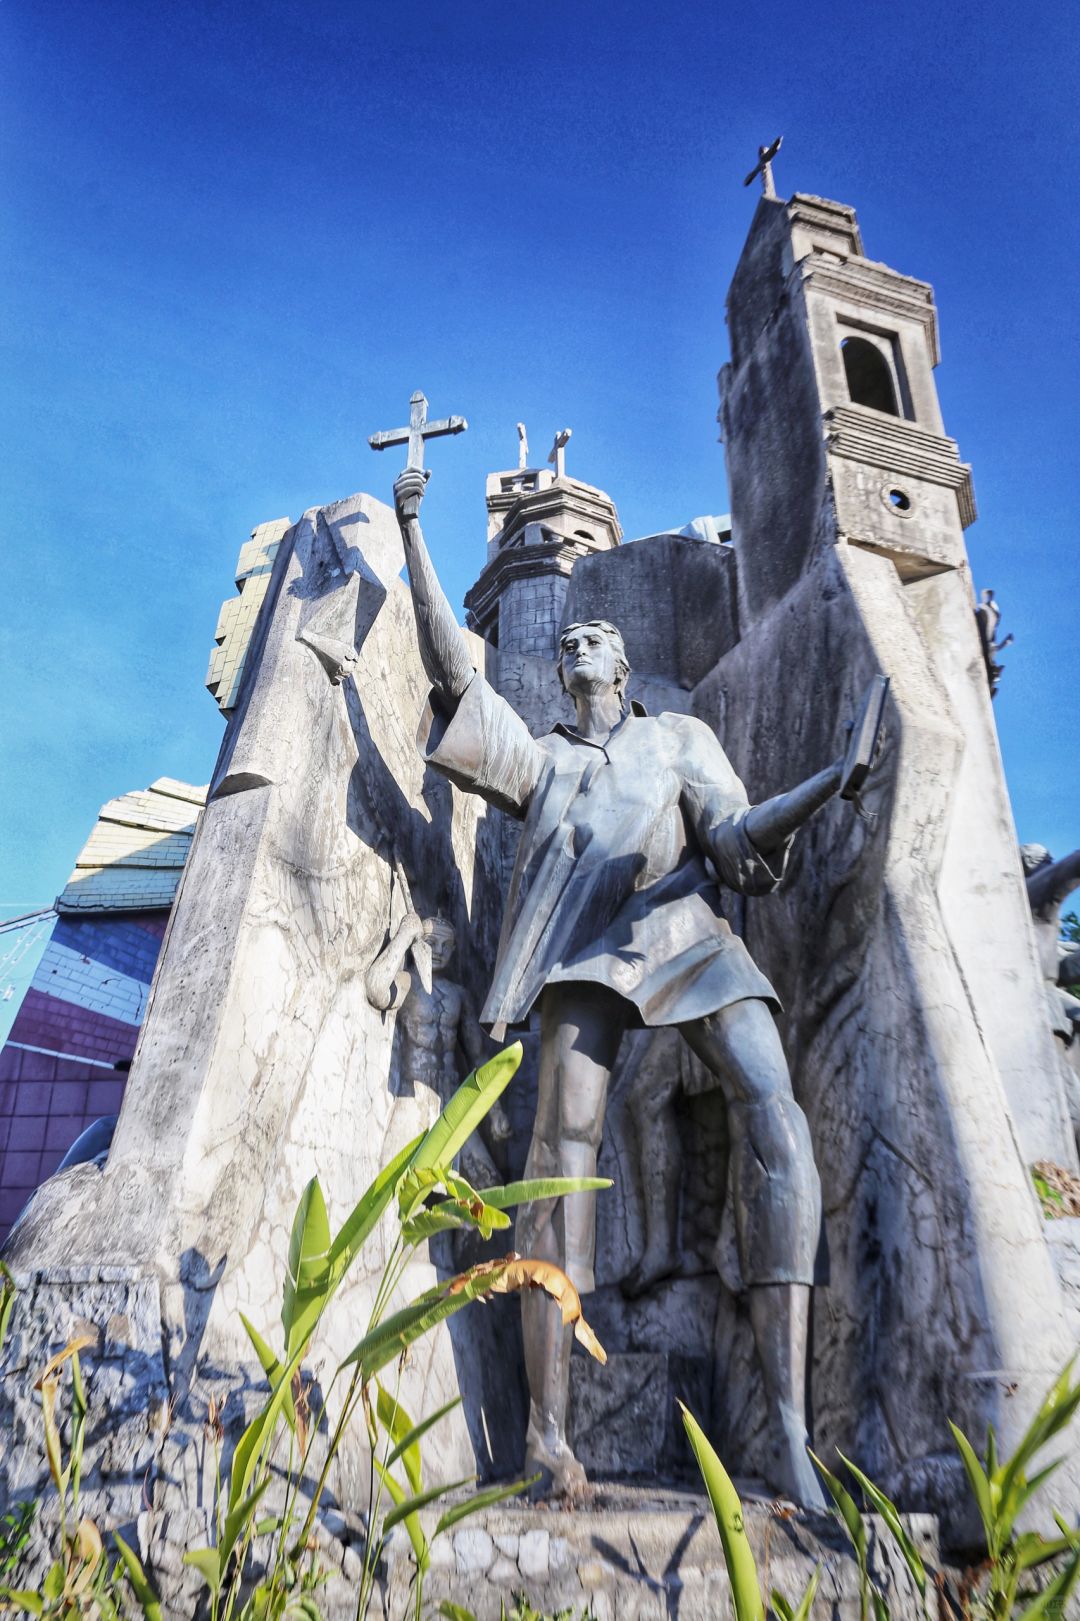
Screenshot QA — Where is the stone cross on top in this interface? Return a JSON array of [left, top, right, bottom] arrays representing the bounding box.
[[744, 135, 783, 199], [548, 427, 572, 479], [369, 390, 468, 472]]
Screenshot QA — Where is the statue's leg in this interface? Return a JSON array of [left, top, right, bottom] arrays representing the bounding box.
[[622, 1040, 683, 1298], [680, 998, 826, 1510], [517, 982, 627, 1495]]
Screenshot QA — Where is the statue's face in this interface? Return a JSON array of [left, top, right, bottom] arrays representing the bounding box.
[[559, 625, 619, 698], [425, 920, 456, 972]]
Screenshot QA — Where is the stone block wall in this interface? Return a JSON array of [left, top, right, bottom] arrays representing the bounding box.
[[496, 573, 568, 661]]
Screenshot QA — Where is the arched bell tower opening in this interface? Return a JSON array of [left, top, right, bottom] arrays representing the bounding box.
[[841, 334, 900, 415]]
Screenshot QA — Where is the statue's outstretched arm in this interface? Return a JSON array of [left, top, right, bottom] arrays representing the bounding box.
[[394, 470, 474, 707], [744, 759, 844, 855], [1027, 849, 1080, 920]]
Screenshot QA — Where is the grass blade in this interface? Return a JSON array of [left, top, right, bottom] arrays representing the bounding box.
[[679, 1401, 765, 1621], [838, 1452, 926, 1598], [433, 1476, 538, 1536]]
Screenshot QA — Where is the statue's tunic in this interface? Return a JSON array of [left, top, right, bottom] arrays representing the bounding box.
[[421, 675, 788, 1037]]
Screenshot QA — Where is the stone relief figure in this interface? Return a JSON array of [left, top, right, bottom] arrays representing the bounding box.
[[393, 466, 883, 1507], [1023, 843, 1080, 1148], [364, 909, 510, 1188]]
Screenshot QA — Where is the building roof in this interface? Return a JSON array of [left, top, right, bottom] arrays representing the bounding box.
[[57, 778, 207, 913]]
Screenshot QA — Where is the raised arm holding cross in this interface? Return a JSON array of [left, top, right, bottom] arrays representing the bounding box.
[[368, 389, 468, 472]]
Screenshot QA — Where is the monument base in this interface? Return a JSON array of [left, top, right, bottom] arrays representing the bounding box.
[[378, 1486, 938, 1621]]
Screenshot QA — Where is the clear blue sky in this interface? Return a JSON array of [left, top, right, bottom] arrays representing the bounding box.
[[1, 0, 1077, 937]]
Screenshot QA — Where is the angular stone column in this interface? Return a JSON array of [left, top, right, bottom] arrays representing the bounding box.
[[704, 191, 1080, 1526], [1, 493, 508, 1597]]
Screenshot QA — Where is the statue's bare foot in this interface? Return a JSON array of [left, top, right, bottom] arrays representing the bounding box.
[[763, 1403, 827, 1512], [620, 1245, 681, 1299], [525, 1414, 588, 1500]]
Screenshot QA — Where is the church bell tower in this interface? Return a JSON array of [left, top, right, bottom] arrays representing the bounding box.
[[464, 431, 621, 661]]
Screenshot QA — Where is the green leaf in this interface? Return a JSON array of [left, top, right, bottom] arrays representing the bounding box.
[[402, 1198, 511, 1245], [410, 1045, 522, 1173], [870, 1591, 890, 1621], [0, 1591, 43, 1615], [1015, 1547, 1080, 1621], [42, 1560, 63, 1601], [438, 1605, 476, 1621], [433, 1476, 538, 1536], [373, 1460, 428, 1575], [838, 1452, 926, 1597], [771, 1595, 795, 1621], [1014, 1530, 1079, 1571], [228, 1335, 309, 1514], [382, 1476, 475, 1533], [282, 1178, 332, 1359], [786, 1564, 822, 1621], [182, 1546, 222, 1595], [114, 1532, 163, 1621], [476, 1176, 612, 1210], [998, 1360, 1080, 1515], [241, 1312, 297, 1432], [328, 1132, 425, 1275], [340, 1265, 510, 1378], [947, 1421, 994, 1551], [219, 1477, 272, 1570], [376, 1384, 421, 1493], [808, 1450, 866, 1565], [384, 1396, 463, 1482], [679, 1401, 765, 1621]]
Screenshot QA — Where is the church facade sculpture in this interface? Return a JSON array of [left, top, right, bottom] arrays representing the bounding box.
[[392, 463, 885, 1506]]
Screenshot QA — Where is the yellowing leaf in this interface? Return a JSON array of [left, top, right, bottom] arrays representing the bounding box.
[[448, 1256, 606, 1364]]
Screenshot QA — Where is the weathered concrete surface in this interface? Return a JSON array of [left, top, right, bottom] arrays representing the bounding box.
[[0, 492, 519, 1601]]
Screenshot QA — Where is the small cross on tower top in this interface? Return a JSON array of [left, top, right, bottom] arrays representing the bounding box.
[[548, 428, 572, 479], [744, 135, 783, 199]]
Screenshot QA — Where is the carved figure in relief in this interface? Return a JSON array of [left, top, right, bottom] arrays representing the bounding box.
[[1023, 843, 1080, 1149], [392, 463, 885, 1508], [365, 910, 510, 1186]]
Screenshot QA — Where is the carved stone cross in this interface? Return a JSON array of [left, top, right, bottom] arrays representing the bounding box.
[[548, 427, 572, 479], [368, 391, 468, 472], [744, 135, 783, 199]]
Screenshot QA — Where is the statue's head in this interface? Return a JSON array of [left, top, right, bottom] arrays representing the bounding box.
[[1020, 843, 1053, 876], [423, 915, 457, 973], [558, 620, 631, 708]]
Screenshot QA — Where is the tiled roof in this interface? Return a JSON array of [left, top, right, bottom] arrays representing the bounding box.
[[57, 779, 207, 913]]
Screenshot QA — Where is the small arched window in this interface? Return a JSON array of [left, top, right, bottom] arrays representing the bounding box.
[[841, 336, 899, 415]]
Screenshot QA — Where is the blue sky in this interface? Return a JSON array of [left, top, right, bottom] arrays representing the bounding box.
[[1, 0, 1077, 962]]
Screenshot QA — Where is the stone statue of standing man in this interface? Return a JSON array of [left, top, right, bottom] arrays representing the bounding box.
[[393, 465, 882, 1508]]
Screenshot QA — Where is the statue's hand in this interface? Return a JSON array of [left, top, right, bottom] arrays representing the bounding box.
[[399, 909, 425, 941], [394, 468, 430, 523]]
